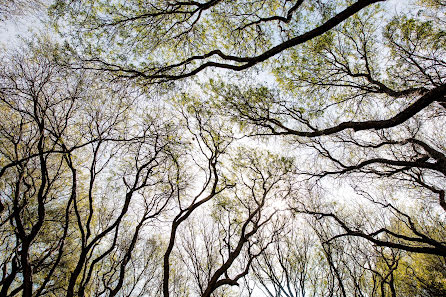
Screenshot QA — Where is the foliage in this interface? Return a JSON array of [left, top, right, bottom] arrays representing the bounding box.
[[1, 0, 446, 297]]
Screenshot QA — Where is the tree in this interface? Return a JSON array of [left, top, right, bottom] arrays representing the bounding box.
[[159, 98, 297, 297], [0, 40, 183, 297], [251, 220, 326, 297], [0, 39, 301, 296], [370, 221, 446, 297], [49, 0, 384, 82], [2, 0, 446, 296], [209, 0, 446, 257]]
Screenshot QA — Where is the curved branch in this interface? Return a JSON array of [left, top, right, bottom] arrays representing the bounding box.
[[82, 0, 384, 81], [262, 84, 446, 137], [299, 210, 446, 256]]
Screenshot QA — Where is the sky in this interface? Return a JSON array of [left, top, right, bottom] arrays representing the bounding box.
[[0, 3, 48, 48], [0, 1, 440, 296], [0, 0, 408, 49]]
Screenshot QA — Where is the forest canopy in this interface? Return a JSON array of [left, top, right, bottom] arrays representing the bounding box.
[[0, 0, 445, 296]]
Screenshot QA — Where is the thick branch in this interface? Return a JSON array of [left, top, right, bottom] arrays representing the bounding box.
[[83, 0, 384, 81], [263, 84, 446, 137]]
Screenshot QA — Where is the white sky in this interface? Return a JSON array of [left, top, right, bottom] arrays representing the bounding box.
[[0, 1, 421, 296], [0, 4, 48, 48], [0, 0, 408, 48]]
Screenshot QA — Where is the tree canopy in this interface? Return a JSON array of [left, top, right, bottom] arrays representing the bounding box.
[[1, 0, 445, 296]]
